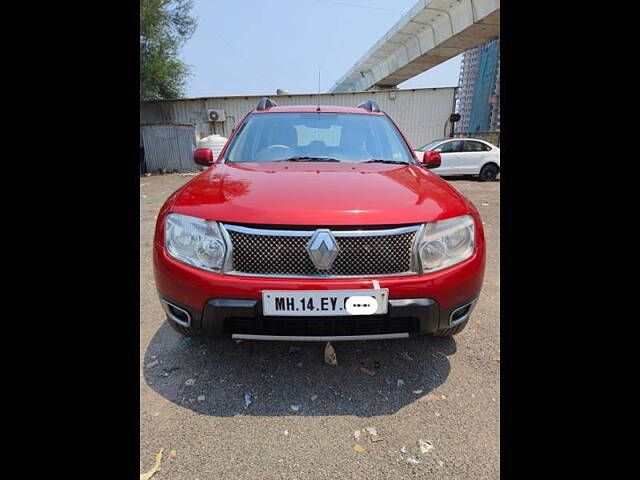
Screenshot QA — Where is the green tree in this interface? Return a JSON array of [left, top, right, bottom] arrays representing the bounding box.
[[140, 0, 197, 101]]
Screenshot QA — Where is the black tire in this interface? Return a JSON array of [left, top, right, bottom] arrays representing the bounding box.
[[479, 163, 499, 182], [432, 318, 469, 336], [166, 316, 200, 337]]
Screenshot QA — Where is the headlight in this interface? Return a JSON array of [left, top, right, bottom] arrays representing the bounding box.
[[165, 213, 226, 272], [418, 215, 475, 272]]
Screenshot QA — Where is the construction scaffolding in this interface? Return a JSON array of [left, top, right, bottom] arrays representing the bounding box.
[[455, 36, 500, 134]]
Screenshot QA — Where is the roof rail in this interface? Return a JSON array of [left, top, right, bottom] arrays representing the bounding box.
[[357, 100, 381, 112], [256, 97, 278, 111]]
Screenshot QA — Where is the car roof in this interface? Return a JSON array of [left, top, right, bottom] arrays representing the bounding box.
[[433, 138, 497, 146], [252, 105, 385, 115], [447, 137, 489, 142]]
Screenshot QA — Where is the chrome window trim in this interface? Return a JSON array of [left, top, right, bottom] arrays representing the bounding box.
[[219, 223, 424, 279]]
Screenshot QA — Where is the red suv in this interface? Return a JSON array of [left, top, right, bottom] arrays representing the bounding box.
[[153, 99, 485, 341]]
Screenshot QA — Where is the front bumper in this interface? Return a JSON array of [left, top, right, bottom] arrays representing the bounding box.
[[154, 242, 484, 339], [160, 295, 477, 339]]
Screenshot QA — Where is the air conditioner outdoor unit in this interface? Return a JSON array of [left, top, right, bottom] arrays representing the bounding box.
[[207, 109, 226, 122]]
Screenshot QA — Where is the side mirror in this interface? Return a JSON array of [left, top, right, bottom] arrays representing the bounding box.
[[422, 151, 441, 169], [194, 147, 215, 166]]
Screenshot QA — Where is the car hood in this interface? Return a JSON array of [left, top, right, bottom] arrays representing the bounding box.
[[171, 162, 469, 226]]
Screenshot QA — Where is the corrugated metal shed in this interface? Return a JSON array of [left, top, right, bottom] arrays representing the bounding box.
[[140, 87, 455, 150], [141, 124, 196, 172]]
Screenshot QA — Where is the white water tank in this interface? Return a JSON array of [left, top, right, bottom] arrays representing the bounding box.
[[196, 134, 228, 161]]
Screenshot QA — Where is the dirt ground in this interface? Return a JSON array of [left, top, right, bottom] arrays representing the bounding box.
[[140, 173, 500, 479]]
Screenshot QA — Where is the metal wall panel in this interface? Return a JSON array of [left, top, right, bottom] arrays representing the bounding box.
[[140, 87, 455, 152], [141, 124, 196, 172]]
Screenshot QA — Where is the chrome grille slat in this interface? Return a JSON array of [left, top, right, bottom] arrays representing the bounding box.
[[221, 224, 420, 278]]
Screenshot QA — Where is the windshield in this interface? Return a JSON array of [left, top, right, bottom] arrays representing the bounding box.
[[418, 139, 445, 151], [223, 112, 415, 164]]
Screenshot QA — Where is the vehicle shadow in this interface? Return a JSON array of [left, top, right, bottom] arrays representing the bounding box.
[[143, 322, 456, 417]]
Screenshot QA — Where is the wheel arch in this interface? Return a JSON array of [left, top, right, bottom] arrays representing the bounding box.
[[480, 160, 500, 171]]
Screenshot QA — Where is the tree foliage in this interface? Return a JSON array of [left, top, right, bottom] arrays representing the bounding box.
[[140, 0, 197, 101]]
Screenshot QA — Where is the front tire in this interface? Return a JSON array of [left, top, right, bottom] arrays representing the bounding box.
[[479, 163, 499, 182]]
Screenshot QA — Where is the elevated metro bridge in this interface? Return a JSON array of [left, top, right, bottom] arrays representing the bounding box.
[[329, 0, 500, 93]]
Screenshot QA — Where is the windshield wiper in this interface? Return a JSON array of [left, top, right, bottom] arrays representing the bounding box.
[[360, 159, 411, 165], [276, 156, 341, 162]]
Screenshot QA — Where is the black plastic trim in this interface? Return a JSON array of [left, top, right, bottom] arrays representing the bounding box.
[[198, 297, 440, 338], [160, 295, 478, 338], [357, 100, 381, 112], [438, 297, 477, 329], [256, 97, 278, 111], [159, 296, 203, 332]]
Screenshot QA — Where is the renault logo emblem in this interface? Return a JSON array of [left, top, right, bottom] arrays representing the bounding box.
[[307, 229, 339, 270]]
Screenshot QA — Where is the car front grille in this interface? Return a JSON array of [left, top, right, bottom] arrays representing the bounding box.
[[221, 224, 421, 278]]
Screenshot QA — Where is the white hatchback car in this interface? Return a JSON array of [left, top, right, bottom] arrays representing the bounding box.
[[415, 138, 500, 181]]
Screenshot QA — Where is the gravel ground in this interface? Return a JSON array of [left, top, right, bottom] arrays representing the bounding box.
[[140, 173, 500, 479]]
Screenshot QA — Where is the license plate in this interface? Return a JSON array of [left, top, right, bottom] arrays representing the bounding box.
[[262, 289, 389, 316]]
